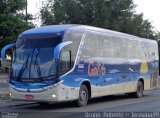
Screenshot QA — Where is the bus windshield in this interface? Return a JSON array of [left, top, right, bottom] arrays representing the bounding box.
[[12, 36, 62, 82]]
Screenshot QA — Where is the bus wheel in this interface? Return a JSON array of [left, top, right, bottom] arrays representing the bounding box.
[[77, 85, 89, 107], [129, 81, 143, 98]]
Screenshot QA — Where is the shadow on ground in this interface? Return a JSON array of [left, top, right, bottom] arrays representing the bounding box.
[[20, 94, 150, 111]]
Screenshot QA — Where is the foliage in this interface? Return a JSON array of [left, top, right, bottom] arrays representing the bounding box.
[[40, 0, 159, 40], [0, 0, 34, 52]]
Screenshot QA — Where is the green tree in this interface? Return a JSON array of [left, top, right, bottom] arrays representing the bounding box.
[[40, 0, 159, 40], [0, 0, 34, 51]]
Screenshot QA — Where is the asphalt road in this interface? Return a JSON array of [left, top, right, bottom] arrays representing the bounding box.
[[0, 83, 8, 88], [0, 89, 160, 118]]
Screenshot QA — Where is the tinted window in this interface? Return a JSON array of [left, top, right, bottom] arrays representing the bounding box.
[[81, 33, 128, 59], [81, 33, 102, 60], [99, 37, 105, 57], [138, 41, 147, 59], [17, 36, 62, 49], [127, 39, 138, 59], [103, 36, 114, 58], [112, 37, 122, 58], [63, 30, 83, 66]]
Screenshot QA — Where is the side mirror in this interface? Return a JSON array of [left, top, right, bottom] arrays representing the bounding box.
[[54, 41, 72, 60], [1, 43, 16, 61]]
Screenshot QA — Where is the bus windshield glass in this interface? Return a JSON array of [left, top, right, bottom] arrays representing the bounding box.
[[12, 36, 62, 81]]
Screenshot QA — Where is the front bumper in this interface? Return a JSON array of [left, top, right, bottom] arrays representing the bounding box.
[[9, 82, 79, 102], [9, 85, 59, 102]]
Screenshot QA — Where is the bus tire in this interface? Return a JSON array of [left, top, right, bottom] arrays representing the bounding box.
[[129, 81, 143, 98], [77, 85, 89, 107]]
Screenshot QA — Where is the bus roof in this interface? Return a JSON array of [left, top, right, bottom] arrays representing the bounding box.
[[20, 24, 156, 43], [21, 24, 80, 37]]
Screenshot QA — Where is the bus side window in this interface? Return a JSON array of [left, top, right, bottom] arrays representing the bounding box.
[[148, 43, 158, 61], [99, 36, 105, 57], [127, 39, 138, 59], [104, 36, 114, 58], [138, 41, 147, 59], [58, 50, 71, 75], [112, 37, 121, 58], [81, 34, 91, 60], [92, 35, 100, 57], [63, 31, 83, 67], [120, 38, 127, 58], [81, 33, 100, 60]]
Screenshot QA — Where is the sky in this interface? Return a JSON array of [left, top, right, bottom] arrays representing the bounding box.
[[134, 0, 160, 32], [27, 0, 46, 26], [28, 0, 160, 32]]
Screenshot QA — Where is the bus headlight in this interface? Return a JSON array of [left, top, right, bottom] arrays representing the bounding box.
[[52, 94, 56, 98]]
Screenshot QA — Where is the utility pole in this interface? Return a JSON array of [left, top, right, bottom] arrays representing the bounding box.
[[26, 0, 28, 23]]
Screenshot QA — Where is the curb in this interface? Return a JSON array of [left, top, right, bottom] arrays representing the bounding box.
[[0, 88, 10, 100], [0, 73, 10, 100], [0, 94, 10, 100]]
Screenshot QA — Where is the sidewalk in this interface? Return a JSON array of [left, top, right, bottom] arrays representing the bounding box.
[[0, 72, 10, 100], [0, 72, 9, 83]]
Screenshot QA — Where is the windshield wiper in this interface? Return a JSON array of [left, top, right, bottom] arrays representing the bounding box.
[[17, 53, 29, 81], [34, 52, 43, 82]]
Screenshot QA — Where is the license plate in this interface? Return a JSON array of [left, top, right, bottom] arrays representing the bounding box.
[[25, 95, 34, 100]]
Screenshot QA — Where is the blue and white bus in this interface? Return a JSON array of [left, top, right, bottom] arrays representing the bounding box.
[[1, 25, 159, 106]]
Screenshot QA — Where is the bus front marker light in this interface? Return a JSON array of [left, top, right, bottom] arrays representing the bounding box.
[[57, 80, 64, 86], [53, 80, 64, 87], [53, 84, 58, 87], [59, 80, 64, 84]]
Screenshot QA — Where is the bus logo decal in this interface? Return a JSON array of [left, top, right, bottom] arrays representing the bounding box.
[[88, 61, 106, 77], [140, 60, 148, 73], [34, 48, 39, 55]]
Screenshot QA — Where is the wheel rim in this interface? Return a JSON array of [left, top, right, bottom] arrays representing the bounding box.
[[80, 90, 87, 103]]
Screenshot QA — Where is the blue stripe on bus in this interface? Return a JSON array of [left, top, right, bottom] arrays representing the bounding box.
[[9, 59, 158, 89]]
